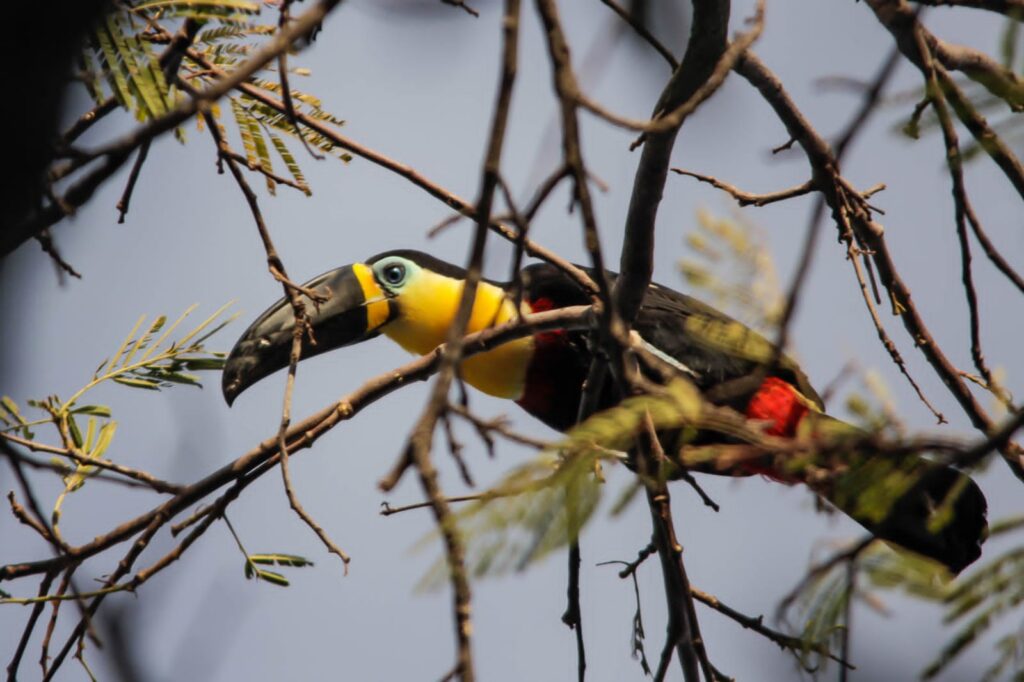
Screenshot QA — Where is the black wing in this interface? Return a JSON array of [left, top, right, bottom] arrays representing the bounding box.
[[520, 262, 823, 409]]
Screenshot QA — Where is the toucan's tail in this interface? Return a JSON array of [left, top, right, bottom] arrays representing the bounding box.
[[695, 408, 988, 573], [776, 394, 989, 574], [661, 378, 989, 573], [831, 461, 988, 574]]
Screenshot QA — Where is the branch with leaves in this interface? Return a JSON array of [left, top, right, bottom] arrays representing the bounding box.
[[5, 1, 1024, 680]]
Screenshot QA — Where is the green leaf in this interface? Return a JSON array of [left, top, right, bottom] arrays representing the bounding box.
[[1, 397, 25, 424], [903, 96, 930, 141], [299, 103, 346, 127], [71, 405, 113, 418], [133, 0, 260, 12], [95, 23, 134, 111], [198, 24, 276, 45], [126, 33, 167, 119], [243, 553, 311, 587], [861, 546, 952, 601], [68, 414, 85, 449], [122, 315, 167, 368], [979, 630, 1024, 682], [109, 314, 147, 370], [250, 78, 324, 109], [232, 97, 277, 194], [80, 49, 108, 105], [112, 377, 162, 390], [182, 358, 227, 371], [249, 553, 314, 568], [91, 421, 118, 459], [681, 210, 784, 332], [49, 457, 71, 475], [175, 301, 236, 347], [105, 15, 161, 120], [231, 97, 261, 170], [140, 35, 173, 114], [990, 515, 1024, 536], [268, 130, 311, 195], [147, 369, 203, 387], [251, 569, 290, 587], [788, 554, 852, 671], [83, 416, 98, 453], [248, 119, 276, 195], [560, 378, 701, 454], [1, 396, 37, 440], [243, 100, 349, 159], [141, 306, 197, 362], [419, 448, 608, 589]]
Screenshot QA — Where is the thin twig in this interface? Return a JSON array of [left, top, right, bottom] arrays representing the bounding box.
[[909, 0, 1024, 16], [210, 108, 351, 573], [220, 146, 312, 193], [672, 169, 813, 207], [599, 556, 654, 675], [183, 48, 600, 298], [575, 3, 764, 140], [640, 415, 714, 682], [777, 537, 875, 618], [597, 541, 656, 578], [595, 0, 679, 69], [916, 38, 1011, 408], [689, 586, 853, 670], [116, 141, 151, 223], [562, 540, 586, 682], [277, 0, 324, 161], [845, 238, 946, 422], [378, 492, 508, 516], [1, 432, 186, 494], [736, 50, 1023, 477], [6, 571, 56, 680], [447, 404, 551, 450], [386, 8, 523, 678], [35, 230, 81, 280], [833, 45, 902, 160], [441, 0, 480, 16]]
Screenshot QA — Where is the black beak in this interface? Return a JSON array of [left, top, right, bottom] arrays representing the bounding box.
[[222, 263, 393, 405]]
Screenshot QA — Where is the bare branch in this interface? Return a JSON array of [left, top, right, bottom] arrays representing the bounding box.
[[735, 50, 1024, 478], [909, 0, 1024, 16], [595, 0, 679, 69], [672, 169, 813, 207]]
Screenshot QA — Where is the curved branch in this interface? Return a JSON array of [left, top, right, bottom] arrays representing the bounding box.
[[0, 306, 594, 583]]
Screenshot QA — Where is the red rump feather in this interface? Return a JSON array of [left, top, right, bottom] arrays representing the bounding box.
[[740, 377, 809, 483], [745, 377, 809, 438], [527, 297, 566, 345]]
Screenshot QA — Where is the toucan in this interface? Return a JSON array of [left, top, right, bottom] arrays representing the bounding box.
[[222, 249, 988, 573]]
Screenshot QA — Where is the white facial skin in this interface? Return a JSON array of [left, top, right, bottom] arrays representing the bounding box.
[[371, 256, 418, 294]]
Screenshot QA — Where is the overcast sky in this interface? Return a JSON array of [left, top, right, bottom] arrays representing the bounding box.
[[3, 1, 1023, 680]]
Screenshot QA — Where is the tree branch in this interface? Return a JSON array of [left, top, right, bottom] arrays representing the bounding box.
[[3, 0, 344, 259]]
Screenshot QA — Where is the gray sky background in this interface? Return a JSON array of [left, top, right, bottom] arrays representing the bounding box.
[[2, 1, 1023, 680]]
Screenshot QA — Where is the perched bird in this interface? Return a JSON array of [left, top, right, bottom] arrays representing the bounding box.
[[222, 250, 987, 573]]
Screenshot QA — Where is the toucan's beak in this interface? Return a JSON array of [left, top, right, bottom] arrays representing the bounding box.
[[222, 263, 394, 405]]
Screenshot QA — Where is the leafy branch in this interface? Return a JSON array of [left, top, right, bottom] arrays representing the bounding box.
[[0, 303, 234, 523]]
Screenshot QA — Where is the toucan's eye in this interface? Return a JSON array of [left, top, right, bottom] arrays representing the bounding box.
[[382, 263, 406, 286]]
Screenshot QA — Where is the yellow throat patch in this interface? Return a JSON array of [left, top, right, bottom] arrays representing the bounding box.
[[379, 269, 533, 399]]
